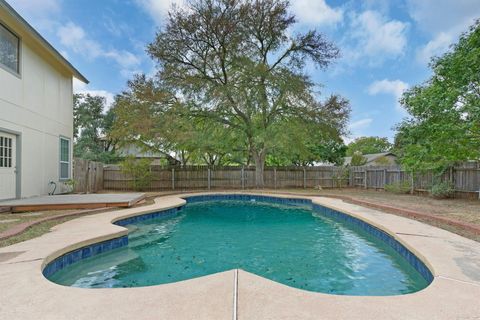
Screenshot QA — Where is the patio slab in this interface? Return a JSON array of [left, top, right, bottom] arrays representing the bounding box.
[[0, 193, 145, 212], [0, 192, 479, 319]]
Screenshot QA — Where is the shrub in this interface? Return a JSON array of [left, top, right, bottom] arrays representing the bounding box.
[[430, 181, 454, 199], [351, 151, 367, 166], [64, 179, 76, 193], [332, 169, 349, 188], [120, 156, 152, 191], [384, 180, 411, 194]]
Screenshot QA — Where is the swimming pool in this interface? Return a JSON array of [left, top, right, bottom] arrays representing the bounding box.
[[45, 195, 432, 295]]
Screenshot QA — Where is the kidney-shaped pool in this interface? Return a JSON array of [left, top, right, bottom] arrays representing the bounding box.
[[45, 196, 432, 296]]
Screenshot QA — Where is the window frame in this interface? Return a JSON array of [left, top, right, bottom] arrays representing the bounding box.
[[0, 21, 21, 77], [59, 136, 71, 181], [0, 135, 13, 168]]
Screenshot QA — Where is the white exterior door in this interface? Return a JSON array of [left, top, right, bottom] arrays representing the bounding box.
[[0, 132, 16, 200]]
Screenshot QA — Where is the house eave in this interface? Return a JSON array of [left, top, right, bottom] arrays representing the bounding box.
[[0, 0, 88, 84]]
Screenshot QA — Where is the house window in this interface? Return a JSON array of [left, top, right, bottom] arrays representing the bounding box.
[[0, 23, 20, 74], [59, 137, 70, 180], [0, 136, 13, 168]]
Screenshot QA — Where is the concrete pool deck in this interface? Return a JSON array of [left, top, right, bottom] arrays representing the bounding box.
[[0, 192, 479, 319]]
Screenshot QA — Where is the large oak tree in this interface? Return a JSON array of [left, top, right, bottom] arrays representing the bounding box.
[[147, 0, 349, 187]]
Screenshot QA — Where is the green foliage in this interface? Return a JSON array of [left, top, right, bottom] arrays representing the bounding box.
[[111, 75, 245, 166], [74, 93, 120, 163], [266, 117, 347, 166], [430, 181, 454, 199], [63, 179, 76, 193], [384, 180, 411, 194], [350, 151, 367, 166], [332, 168, 349, 188], [346, 136, 392, 156], [395, 20, 480, 170], [120, 156, 153, 191]]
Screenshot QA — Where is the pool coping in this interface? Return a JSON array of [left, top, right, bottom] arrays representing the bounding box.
[[0, 191, 479, 319]]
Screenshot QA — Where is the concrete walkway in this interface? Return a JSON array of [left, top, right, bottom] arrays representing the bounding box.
[[0, 192, 479, 319], [0, 193, 145, 212]]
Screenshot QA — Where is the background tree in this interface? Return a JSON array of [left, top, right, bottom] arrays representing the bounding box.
[[350, 151, 367, 166], [395, 20, 480, 170], [266, 113, 347, 166], [346, 136, 392, 156], [146, 0, 350, 187], [111, 75, 184, 166], [111, 75, 245, 166], [73, 93, 120, 163]]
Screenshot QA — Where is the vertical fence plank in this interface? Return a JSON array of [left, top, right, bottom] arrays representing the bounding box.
[[208, 168, 211, 190], [274, 168, 277, 189]]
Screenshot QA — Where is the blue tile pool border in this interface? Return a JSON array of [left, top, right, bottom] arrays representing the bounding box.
[[311, 203, 434, 283], [114, 206, 184, 226], [43, 206, 184, 278], [43, 194, 433, 285], [42, 236, 129, 278], [184, 194, 311, 206]]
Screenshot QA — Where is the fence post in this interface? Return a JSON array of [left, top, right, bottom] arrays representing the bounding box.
[[303, 168, 306, 189], [85, 160, 90, 193], [383, 169, 387, 189], [348, 167, 352, 187], [172, 168, 175, 190], [241, 167, 245, 189], [274, 168, 277, 189], [410, 171, 414, 194], [208, 168, 211, 190], [364, 168, 367, 189]]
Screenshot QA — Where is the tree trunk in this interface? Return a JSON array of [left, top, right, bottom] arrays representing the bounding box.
[[253, 149, 266, 188]]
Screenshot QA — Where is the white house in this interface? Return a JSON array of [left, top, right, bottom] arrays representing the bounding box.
[[0, 0, 88, 200], [344, 152, 398, 166]]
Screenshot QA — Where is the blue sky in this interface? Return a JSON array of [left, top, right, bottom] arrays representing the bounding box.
[[7, 0, 480, 143]]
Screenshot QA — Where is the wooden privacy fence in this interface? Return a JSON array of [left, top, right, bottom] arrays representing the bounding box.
[[103, 165, 350, 191], [351, 163, 480, 198], [73, 158, 104, 193], [77, 160, 479, 199]]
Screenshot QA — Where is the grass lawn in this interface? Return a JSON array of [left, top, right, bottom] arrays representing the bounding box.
[[1, 189, 479, 248]]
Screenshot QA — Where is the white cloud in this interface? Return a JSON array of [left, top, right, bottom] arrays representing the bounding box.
[[348, 10, 408, 62], [6, 0, 60, 16], [406, 0, 479, 35], [292, 0, 343, 26], [416, 32, 454, 64], [368, 79, 409, 111], [344, 118, 373, 143], [136, 0, 185, 25], [73, 79, 115, 108], [57, 22, 141, 76], [349, 118, 373, 131], [406, 0, 480, 64], [6, 0, 61, 33]]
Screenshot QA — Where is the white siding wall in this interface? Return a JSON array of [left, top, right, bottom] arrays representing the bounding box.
[[0, 42, 73, 198]]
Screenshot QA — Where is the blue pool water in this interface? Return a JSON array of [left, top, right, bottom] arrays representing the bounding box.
[[47, 200, 430, 295]]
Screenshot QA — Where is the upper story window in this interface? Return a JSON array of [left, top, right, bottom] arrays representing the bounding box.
[[0, 23, 20, 74]]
